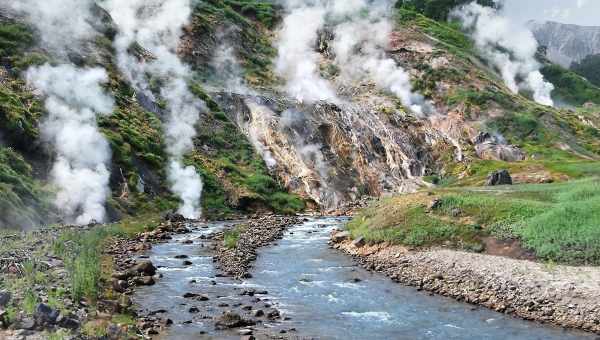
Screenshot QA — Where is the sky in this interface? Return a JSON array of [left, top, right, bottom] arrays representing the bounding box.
[[501, 0, 600, 26]]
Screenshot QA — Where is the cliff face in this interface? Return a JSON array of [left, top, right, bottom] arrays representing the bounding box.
[[528, 20, 600, 67]]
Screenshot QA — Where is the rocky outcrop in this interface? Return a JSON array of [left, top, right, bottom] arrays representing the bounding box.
[[216, 93, 459, 209], [528, 20, 600, 67], [473, 132, 525, 162], [331, 235, 600, 334]]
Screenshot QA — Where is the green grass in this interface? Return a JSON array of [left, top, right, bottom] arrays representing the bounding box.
[[223, 227, 242, 249], [541, 64, 600, 106], [349, 178, 600, 265]]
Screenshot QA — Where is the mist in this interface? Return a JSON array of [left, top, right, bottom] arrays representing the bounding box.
[[452, 2, 555, 107], [104, 0, 205, 218], [26, 65, 113, 225]]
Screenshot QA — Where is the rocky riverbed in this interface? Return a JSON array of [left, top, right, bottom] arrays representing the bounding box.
[[331, 231, 600, 335], [213, 215, 303, 279]]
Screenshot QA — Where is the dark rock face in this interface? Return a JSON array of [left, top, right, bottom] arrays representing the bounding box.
[[528, 20, 600, 67], [486, 170, 513, 186]]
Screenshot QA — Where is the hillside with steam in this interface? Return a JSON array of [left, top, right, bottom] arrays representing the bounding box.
[[0, 0, 599, 229]]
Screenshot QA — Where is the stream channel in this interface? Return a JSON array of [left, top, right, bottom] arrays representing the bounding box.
[[133, 217, 594, 340]]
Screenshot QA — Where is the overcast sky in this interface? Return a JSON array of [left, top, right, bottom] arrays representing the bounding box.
[[500, 0, 600, 26]]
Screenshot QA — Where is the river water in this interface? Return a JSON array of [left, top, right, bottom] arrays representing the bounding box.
[[134, 217, 593, 340]]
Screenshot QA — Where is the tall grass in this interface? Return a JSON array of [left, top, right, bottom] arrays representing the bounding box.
[[348, 179, 600, 265]]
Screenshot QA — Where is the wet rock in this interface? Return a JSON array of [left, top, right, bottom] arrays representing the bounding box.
[[183, 260, 193, 266], [135, 276, 155, 286], [253, 309, 264, 317], [267, 309, 280, 319], [215, 312, 255, 329], [189, 307, 200, 313], [239, 329, 253, 335], [352, 237, 366, 248], [174, 254, 189, 259], [133, 261, 157, 276], [486, 170, 512, 186]]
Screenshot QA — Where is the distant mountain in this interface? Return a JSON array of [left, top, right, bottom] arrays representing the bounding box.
[[528, 20, 600, 67]]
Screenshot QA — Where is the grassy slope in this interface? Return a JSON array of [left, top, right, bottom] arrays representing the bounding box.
[[347, 9, 600, 266], [349, 179, 600, 265]]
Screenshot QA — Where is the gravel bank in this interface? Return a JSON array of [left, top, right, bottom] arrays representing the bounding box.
[[214, 215, 303, 279], [331, 232, 600, 334]]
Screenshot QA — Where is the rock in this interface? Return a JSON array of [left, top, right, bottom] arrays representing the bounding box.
[[174, 254, 189, 259], [183, 292, 198, 298], [112, 270, 136, 280], [106, 323, 123, 339], [0, 291, 11, 307], [133, 261, 157, 276], [18, 317, 35, 330], [183, 260, 193, 266], [331, 231, 351, 243], [428, 199, 442, 211], [486, 170, 513, 186], [239, 328, 253, 335], [34, 303, 59, 328], [112, 279, 129, 293], [57, 315, 80, 330], [189, 307, 200, 313], [135, 276, 155, 286], [241, 336, 256, 340], [164, 212, 186, 222], [215, 312, 255, 329], [253, 309, 264, 317], [352, 237, 366, 248], [267, 309, 280, 319]]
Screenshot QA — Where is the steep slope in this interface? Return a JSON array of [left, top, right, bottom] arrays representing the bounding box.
[[528, 20, 600, 68]]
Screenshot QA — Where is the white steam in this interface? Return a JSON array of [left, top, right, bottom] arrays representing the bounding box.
[[104, 0, 205, 218], [5, 0, 98, 52], [26, 65, 113, 224], [453, 2, 555, 106], [275, 2, 338, 104], [276, 0, 429, 115]]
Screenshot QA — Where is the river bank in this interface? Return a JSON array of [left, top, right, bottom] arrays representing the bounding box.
[[331, 232, 600, 335]]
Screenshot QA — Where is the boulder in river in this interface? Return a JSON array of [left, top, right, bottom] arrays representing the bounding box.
[[486, 170, 513, 186], [133, 261, 157, 276], [215, 312, 255, 329]]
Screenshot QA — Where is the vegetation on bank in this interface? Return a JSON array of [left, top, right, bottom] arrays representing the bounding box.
[[0, 216, 160, 338], [348, 178, 600, 265]]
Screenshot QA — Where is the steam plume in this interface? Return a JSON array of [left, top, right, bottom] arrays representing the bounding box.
[[275, 1, 338, 104], [104, 0, 205, 218], [6, 0, 99, 53], [452, 2, 555, 106], [2, 0, 115, 224], [276, 0, 429, 115], [26, 65, 113, 224]]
